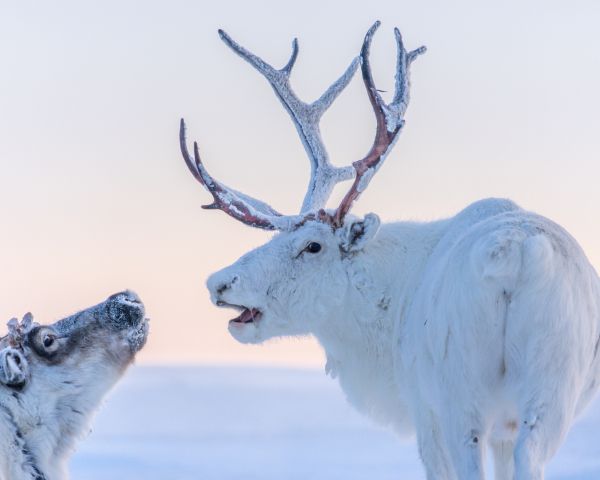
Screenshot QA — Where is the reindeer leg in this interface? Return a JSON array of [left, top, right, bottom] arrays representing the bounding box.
[[490, 439, 515, 480], [512, 397, 576, 480], [439, 407, 486, 480], [415, 408, 455, 480]]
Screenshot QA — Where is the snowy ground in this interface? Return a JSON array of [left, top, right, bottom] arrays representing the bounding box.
[[71, 366, 600, 480]]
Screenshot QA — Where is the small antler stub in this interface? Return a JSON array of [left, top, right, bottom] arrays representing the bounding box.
[[6, 313, 36, 349]]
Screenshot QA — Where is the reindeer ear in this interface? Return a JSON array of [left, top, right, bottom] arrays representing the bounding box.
[[338, 213, 381, 253], [0, 348, 29, 388]]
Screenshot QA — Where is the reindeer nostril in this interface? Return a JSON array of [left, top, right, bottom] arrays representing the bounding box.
[[106, 295, 145, 330], [216, 279, 237, 295], [210, 273, 240, 298]]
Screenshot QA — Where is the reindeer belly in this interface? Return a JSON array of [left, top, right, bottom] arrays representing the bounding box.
[[334, 362, 415, 436]]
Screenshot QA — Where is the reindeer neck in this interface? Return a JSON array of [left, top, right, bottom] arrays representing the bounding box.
[[0, 394, 51, 480], [312, 219, 448, 432], [316, 219, 447, 352], [0, 389, 78, 480]]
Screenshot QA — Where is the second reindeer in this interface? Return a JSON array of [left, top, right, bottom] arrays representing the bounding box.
[[181, 21, 600, 480]]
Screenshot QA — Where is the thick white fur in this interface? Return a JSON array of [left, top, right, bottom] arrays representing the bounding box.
[[207, 198, 600, 479]]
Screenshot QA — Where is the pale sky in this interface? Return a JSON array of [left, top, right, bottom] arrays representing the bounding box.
[[1, 0, 599, 366]]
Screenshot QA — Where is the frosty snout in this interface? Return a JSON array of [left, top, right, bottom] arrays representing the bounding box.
[[105, 290, 146, 330], [54, 290, 146, 335], [207, 269, 240, 305]]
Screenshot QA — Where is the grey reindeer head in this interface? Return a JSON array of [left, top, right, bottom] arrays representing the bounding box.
[[0, 291, 149, 480], [0, 291, 149, 391]]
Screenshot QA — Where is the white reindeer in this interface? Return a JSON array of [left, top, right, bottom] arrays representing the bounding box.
[[0, 290, 149, 480], [180, 22, 600, 479]]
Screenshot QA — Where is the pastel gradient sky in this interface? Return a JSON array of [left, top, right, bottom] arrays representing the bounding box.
[[1, 0, 599, 366]]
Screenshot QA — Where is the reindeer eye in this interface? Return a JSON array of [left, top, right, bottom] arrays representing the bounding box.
[[306, 242, 322, 254], [31, 328, 61, 358], [43, 334, 56, 348]]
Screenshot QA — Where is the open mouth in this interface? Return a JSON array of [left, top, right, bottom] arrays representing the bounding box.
[[217, 302, 262, 325], [230, 308, 262, 325]]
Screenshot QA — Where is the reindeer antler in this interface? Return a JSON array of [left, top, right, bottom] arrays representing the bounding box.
[[6, 313, 36, 349], [332, 21, 426, 227], [180, 121, 300, 230], [181, 22, 425, 231]]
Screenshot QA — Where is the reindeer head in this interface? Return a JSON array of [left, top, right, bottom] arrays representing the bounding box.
[[0, 291, 149, 474], [182, 22, 424, 343]]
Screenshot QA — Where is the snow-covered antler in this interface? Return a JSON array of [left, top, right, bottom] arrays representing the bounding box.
[[217, 29, 359, 214], [331, 21, 426, 227], [180, 124, 300, 231], [180, 22, 424, 230]]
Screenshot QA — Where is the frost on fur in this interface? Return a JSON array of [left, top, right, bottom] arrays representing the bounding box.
[[0, 291, 149, 480], [184, 22, 600, 480], [180, 21, 425, 231]]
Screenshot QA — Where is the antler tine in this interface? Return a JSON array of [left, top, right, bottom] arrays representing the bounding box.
[[6, 318, 20, 348], [218, 29, 359, 213], [6, 312, 36, 349], [179, 119, 301, 231], [332, 22, 426, 227]]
